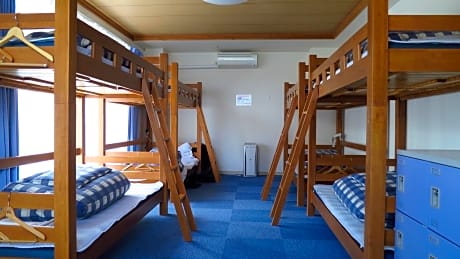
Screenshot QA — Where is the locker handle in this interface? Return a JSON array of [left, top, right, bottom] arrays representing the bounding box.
[[430, 187, 440, 209], [395, 230, 403, 249], [397, 175, 404, 192], [428, 235, 440, 259]]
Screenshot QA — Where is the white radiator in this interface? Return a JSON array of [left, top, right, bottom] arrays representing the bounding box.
[[243, 143, 258, 177]]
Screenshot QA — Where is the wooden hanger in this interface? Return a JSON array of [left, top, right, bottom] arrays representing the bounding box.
[[0, 194, 46, 241], [0, 48, 13, 63], [0, 26, 54, 62], [4, 207, 46, 240], [0, 231, 9, 241]]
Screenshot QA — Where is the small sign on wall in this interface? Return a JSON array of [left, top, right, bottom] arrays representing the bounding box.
[[236, 94, 252, 106]]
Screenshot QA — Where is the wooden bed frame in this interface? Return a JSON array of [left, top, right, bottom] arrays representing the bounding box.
[[261, 63, 368, 206], [304, 4, 460, 258], [0, 7, 192, 258], [145, 56, 221, 183]]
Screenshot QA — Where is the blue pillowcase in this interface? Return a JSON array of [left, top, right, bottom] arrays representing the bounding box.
[[332, 172, 397, 223]]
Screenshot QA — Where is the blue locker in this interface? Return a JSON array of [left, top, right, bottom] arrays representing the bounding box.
[[394, 211, 427, 259], [425, 230, 460, 259], [396, 150, 460, 259], [426, 161, 460, 245], [396, 155, 430, 224]]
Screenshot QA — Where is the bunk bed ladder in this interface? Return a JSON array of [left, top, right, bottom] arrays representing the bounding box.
[[260, 94, 298, 200], [197, 105, 221, 182], [141, 79, 197, 242], [270, 87, 318, 226]]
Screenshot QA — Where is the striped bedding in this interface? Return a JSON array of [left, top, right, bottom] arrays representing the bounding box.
[[1, 165, 131, 221]]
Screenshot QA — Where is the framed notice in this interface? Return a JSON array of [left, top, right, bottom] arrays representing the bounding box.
[[236, 94, 252, 106]]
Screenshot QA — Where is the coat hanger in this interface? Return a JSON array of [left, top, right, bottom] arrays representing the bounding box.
[[0, 48, 13, 63], [0, 21, 54, 62], [0, 193, 46, 241], [0, 231, 9, 241]]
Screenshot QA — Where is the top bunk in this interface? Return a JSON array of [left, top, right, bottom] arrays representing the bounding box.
[[144, 56, 201, 109], [0, 13, 165, 102], [284, 61, 364, 110], [310, 15, 460, 105]]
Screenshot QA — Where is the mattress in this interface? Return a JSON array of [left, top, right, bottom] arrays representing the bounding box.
[[314, 184, 365, 248], [314, 184, 394, 252], [0, 182, 163, 257]]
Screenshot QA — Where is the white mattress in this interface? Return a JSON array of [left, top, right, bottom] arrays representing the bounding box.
[[0, 181, 163, 252], [314, 184, 394, 252], [314, 184, 365, 248]]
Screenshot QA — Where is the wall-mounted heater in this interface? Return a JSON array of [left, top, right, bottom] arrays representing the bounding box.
[[216, 52, 258, 69]]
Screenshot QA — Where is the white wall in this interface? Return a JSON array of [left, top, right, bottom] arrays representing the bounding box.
[[407, 93, 460, 149], [168, 52, 336, 174], [148, 0, 460, 174]]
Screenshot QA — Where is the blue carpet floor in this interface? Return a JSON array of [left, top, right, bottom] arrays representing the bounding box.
[[101, 175, 349, 259]]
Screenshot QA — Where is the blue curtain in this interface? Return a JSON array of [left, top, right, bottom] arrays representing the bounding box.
[[0, 88, 19, 188], [0, 0, 15, 37], [128, 106, 141, 151], [0, 0, 18, 189]]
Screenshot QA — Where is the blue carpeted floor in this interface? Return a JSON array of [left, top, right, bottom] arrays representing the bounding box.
[[101, 174, 349, 259]]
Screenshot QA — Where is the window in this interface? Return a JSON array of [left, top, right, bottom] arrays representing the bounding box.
[[15, 0, 132, 179], [17, 90, 54, 178]]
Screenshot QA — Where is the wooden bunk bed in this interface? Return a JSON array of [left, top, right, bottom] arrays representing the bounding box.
[[261, 63, 367, 206], [0, 6, 195, 258], [145, 56, 221, 183], [303, 6, 460, 259]]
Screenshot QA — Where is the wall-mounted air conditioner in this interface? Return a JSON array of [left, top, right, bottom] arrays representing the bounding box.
[[216, 52, 258, 69]]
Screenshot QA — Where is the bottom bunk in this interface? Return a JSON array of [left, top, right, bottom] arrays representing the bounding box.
[[311, 172, 396, 259], [0, 152, 168, 258], [0, 181, 164, 258]]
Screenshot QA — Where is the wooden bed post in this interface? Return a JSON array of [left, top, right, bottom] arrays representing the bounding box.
[[159, 53, 169, 130], [395, 99, 407, 151], [170, 62, 179, 150], [364, 0, 389, 258], [296, 62, 308, 206], [335, 109, 344, 154], [306, 55, 319, 216], [282, 82, 291, 172], [97, 98, 106, 159], [54, 0, 78, 258], [195, 82, 203, 162], [77, 97, 85, 164]]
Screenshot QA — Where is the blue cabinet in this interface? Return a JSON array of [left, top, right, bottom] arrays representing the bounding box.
[[395, 150, 460, 259]]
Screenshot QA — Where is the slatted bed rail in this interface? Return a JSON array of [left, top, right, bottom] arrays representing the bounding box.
[[284, 82, 298, 109], [85, 151, 163, 183], [177, 81, 200, 108], [0, 192, 55, 243], [311, 15, 460, 100], [0, 13, 165, 99]]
